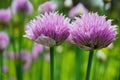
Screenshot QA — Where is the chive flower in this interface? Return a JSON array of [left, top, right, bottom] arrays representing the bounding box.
[[69, 3, 88, 18], [0, 32, 9, 50], [71, 13, 117, 50], [3, 66, 8, 73], [11, 0, 33, 14], [20, 50, 31, 71], [24, 12, 70, 47], [0, 8, 11, 24], [32, 43, 44, 60], [44, 53, 50, 61], [38, 1, 57, 13]]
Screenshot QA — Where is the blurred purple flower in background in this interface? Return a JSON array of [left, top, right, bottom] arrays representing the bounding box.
[[38, 1, 57, 13], [3, 66, 8, 73], [0, 8, 11, 24], [20, 50, 28, 60], [20, 50, 31, 71], [8, 52, 15, 60], [24, 12, 70, 47], [6, 50, 31, 71], [9, 77, 15, 80], [44, 53, 50, 61], [32, 43, 44, 60], [23, 55, 31, 71], [44, 46, 49, 50], [71, 13, 117, 50], [11, 0, 33, 14], [0, 32, 9, 50], [69, 3, 88, 18]]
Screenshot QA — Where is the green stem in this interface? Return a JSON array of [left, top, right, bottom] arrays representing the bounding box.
[[18, 14, 25, 52], [86, 50, 94, 80], [57, 54, 62, 80], [10, 19, 17, 54], [17, 13, 25, 80], [17, 52, 23, 78], [50, 47, 54, 80], [0, 50, 3, 80], [39, 54, 44, 80], [10, 18, 19, 80], [92, 54, 97, 80], [75, 47, 83, 80]]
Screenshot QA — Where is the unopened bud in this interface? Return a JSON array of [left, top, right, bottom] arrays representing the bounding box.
[[64, 0, 73, 8], [96, 50, 106, 62]]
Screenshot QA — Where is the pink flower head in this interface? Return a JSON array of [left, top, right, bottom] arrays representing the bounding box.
[[71, 13, 117, 50], [9, 77, 15, 80], [0, 8, 11, 24], [23, 55, 31, 71], [44, 46, 49, 50], [8, 52, 15, 60], [11, 0, 33, 14], [44, 53, 50, 61], [24, 12, 70, 47], [3, 66, 8, 73], [32, 43, 44, 60], [20, 50, 31, 71], [69, 3, 88, 18], [38, 1, 57, 13], [0, 32, 9, 50], [20, 50, 28, 60]]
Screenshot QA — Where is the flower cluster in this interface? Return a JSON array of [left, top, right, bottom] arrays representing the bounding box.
[[11, 0, 33, 14], [69, 3, 88, 18], [32, 43, 44, 60], [0, 32, 9, 50], [0, 8, 11, 24], [38, 1, 57, 13], [71, 13, 117, 50], [24, 12, 70, 47]]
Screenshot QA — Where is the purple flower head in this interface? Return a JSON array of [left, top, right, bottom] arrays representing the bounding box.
[[20, 50, 28, 59], [0, 32, 9, 50], [11, 0, 33, 14], [71, 13, 117, 50], [38, 1, 57, 13], [9, 77, 15, 80], [32, 43, 44, 60], [0, 8, 11, 24], [23, 55, 31, 71], [44, 53, 50, 61], [3, 66, 8, 73], [24, 12, 70, 47], [69, 3, 88, 18], [20, 50, 31, 71], [8, 52, 15, 60], [44, 46, 49, 50]]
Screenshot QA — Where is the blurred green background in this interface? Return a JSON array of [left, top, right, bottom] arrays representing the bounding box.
[[0, 0, 120, 80]]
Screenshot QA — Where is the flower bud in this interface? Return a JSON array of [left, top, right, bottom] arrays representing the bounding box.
[[64, 0, 73, 8]]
